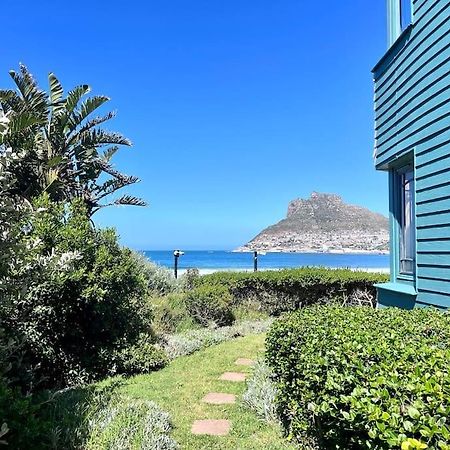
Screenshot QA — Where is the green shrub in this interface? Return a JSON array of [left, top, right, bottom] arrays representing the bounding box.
[[1, 195, 154, 388], [0, 377, 51, 449], [185, 285, 235, 327], [151, 293, 197, 335], [116, 334, 168, 375], [266, 305, 450, 450], [194, 268, 388, 315]]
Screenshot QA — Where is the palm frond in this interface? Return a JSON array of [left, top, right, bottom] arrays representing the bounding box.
[[66, 111, 116, 146], [68, 95, 110, 131], [8, 111, 42, 132], [80, 129, 131, 147], [9, 65, 48, 115], [65, 84, 90, 116], [99, 163, 138, 183], [100, 145, 119, 162], [113, 195, 147, 207], [48, 73, 63, 105], [0, 90, 22, 113], [9, 64, 38, 101], [77, 111, 116, 134]]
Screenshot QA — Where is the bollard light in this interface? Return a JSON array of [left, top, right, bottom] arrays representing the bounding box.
[[173, 250, 184, 279]]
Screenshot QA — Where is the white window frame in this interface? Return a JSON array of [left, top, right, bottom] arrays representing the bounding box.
[[397, 166, 415, 276]]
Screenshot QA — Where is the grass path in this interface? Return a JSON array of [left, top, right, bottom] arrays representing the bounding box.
[[119, 334, 294, 449]]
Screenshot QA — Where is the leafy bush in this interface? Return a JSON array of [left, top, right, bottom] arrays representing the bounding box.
[[151, 293, 196, 335], [266, 305, 450, 450], [185, 285, 235, 327], [0, 377, 51, 449], [242, 359, 278, 424], [194, 268, 388, 315], [1, 195, 154, 387], [116, 334, 168, 375]]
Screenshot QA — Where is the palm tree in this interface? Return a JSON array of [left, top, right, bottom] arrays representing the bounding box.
[[0, 64, 146, 215]]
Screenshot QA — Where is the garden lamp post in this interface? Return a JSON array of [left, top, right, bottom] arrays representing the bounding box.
[[253, 250, 266, 272], [173, 250, 184, 279]]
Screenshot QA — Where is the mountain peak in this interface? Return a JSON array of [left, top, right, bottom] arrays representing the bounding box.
[[236, 193, 389, 254]]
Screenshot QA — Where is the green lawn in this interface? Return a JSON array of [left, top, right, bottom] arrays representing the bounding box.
[[119, 334, 294, 449]]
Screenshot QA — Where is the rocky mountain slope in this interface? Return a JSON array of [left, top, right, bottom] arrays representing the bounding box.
[[236, 192, 389, 253]]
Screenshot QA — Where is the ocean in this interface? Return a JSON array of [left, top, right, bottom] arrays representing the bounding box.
[[143, 251, 390, 274]]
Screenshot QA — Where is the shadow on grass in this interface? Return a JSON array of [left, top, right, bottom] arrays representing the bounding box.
[[41, 377, 123, 449]]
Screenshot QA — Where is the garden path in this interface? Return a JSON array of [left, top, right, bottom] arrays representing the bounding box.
[[120, 334, 293, 449]]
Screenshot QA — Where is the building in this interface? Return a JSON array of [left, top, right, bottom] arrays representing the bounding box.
[[374, 0, 450, 308]]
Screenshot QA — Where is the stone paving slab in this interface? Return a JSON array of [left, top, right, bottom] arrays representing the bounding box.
[[202, 392, 236, 404], [219, 372, 247, 382], [191, 419, 231, 436], [235, 358, 255, 366]]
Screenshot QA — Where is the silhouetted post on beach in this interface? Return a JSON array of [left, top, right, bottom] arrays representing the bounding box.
[[254, 251, 258, 272], [173, 250, 184, 279]]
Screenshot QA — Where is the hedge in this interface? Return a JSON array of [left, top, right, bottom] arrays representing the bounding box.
[[194, 268, 388, 315], [266, 305, 450, 450]]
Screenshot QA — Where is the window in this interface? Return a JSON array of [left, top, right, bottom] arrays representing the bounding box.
[[398, 167, 415, 275], [387, 0, 413, 47], [401, 0, 413, 30]]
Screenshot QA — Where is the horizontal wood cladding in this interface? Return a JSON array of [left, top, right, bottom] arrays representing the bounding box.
[[418, 265, 450, 279], [374, 1, 450, 306], [374, 0, 450, 169], [417, 224, 450, 239], [417, 289, 450, 307]]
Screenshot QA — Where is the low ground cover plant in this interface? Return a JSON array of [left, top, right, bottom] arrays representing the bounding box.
[[194, 268, 388, 315], [242, 359, 279, 424], [266, 305, 450, 449], [160, 319, 273, 360], [39, 379, 178, 450]]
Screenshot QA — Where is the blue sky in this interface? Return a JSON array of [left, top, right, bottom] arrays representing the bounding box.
[[2, 0, 388, 250]]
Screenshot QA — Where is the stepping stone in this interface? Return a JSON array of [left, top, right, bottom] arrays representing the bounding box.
[[235, 358, 255, 366], [191, 419, 231, 436], [219, 372, 247, 382], [202, 392, 236, 405]]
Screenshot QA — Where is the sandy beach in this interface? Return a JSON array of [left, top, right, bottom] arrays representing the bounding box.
[[176, 267, 390, 277]]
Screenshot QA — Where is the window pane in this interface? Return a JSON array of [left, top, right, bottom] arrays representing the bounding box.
[[399, 169, 415, 274], [401, 0, 412, 30]]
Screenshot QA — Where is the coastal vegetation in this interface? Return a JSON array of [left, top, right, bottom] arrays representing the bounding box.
[[266, 306, 450, 449], [194, 267, 388, 314], [0, 64, 446, 450]]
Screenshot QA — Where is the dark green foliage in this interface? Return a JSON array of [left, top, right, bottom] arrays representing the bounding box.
[[151, 293, 196, 334], [0, 378, 51, 449], [2, 195, 153, 388], [266, 306, 450, 449], [185, 285, 235, 327], [116, 334, 168, 375], [195, 268, 388, 315]]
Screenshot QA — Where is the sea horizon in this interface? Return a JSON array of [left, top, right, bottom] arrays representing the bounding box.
[[142, 250, 390, 274]]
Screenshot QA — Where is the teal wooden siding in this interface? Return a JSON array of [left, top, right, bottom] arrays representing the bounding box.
[[373, 0, 450, 308]]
